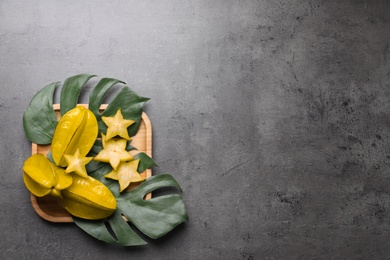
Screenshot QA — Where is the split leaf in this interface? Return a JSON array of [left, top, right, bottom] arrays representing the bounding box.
[[60, 74, 95, 115], [23, 82, 58, 144], [74, 174, 188, 245], [100, 87, 149, 137], [74, 210, 147, 246], [88, 77, 125, 120], [133, 152, 158, 173]]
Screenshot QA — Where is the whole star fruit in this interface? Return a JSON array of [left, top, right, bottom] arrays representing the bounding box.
[[23, 154, 73, 198], [51, 106, 98, 167], [55, 174, 117, 220], [102, 108, 134, 140], [94, 133, 133, 170]]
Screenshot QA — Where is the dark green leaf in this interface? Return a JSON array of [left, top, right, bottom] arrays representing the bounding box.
[[107, 211, 147, 246], [23, 82, 58, 144], [134, 152, 158, 173], [100, 86, 149, 137], [85, 160, 107, 174], [88, 163, 120, 197], [126, 143, 138, 151], [88, 78, 125, 121], [118, 174, 188, 239], [74, 211, 147, 246], [126, 139, 138, 152], [73, 217, 118, 244], [60, 74, 95, 115], [86, 140, 110, 175], [88, 139, 102, 155]]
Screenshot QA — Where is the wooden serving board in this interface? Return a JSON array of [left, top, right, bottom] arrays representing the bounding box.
[[30, 104, 152, 223]]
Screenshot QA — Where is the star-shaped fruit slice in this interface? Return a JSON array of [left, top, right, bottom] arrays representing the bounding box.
[[105, 159, 145, 192], [102, 109, 134, 140], [94, 133, 133, 170], [64, 149, 93, 178]]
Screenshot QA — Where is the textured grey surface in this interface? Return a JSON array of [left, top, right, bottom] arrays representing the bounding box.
[[1, 0, 390, 259]]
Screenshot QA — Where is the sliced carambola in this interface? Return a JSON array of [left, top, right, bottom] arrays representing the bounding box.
[[102, 109, 134, 140], [94, 133, 133, 170], [64, 148, 93, 178], [105, 159, 145, 192]]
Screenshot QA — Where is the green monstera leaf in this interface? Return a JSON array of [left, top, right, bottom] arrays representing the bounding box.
[[74, 174, 188, 246], [60, 74, 96, 115], [134, 152, 158, 173], [88, 77, 125, 115], [89, 86, 149, 138], [23, 74, 187, 246], [23, 82, 58, 144], [74, 210, 147, 246], [23, 75, 148, 144]]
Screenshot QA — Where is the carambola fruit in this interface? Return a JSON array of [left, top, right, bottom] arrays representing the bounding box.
[[22, 154, 72, 198], [55, 175, 117, 220], [51, 106, 98, 167]]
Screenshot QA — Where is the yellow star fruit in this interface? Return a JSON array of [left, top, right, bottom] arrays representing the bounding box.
[[51, 106, 98, 167], [94, 133, 133, 170], [56, 174, 117, 220], [64, 148, 93, 178], [105, 159, 145, 192], [22, 154, 73, 198], [102, 109, 134, 140]]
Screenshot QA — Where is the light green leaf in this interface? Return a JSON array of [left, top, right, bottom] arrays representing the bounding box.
[[23, 82, 58, 144], [60, 74, 96, 115]]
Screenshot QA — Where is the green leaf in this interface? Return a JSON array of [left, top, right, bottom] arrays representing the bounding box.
[[134, 152, 158, 173], [126, 139, 138, 152], [46, 151, 55, 164], [73, 218, 118, 245], [88, 78, 125, 120], [100, 86, 149, 137], [85, 140, 113, 175], [118, 174, 188, 239], [89, 164, 120, 197], [60, 74, 96, 115], [23, 82, 58, 144], [74, 174, 188, 245], [88, 139, 102, 155], [74, 211, 147, 246]]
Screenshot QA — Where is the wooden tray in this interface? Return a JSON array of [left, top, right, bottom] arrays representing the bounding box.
[[30, 104, 152, 223]]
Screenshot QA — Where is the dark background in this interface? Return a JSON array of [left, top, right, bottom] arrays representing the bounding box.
[[1, 1, 390, 259]]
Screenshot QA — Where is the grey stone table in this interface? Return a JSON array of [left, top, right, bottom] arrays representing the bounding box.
[[1, 1, 390, 259]]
